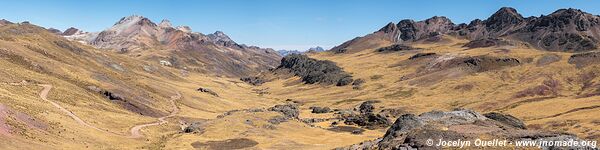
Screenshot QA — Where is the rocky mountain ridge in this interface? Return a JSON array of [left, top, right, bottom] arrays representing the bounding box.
[[277, 46, 326, 56], [62, 15, 282, 77], [332, 7, 600, 53]]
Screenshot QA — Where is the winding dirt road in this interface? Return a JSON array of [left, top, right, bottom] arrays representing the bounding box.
[[37, 84, 181, 138], [129, 91, 181, 138], [38, 84, 111, 133]]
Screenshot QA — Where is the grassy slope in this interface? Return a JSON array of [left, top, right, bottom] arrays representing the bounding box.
[[0, 24, 282, 149], [0, 23, 598, 149], [256, 36, 600, 143]]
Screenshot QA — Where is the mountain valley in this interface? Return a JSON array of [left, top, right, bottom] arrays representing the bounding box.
[[0, 6, 598, 150]]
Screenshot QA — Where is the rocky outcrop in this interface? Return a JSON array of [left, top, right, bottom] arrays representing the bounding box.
[[408, 53, 437, 60], [240, 76, 266, 86], [338, 101, 391, 129], [422, 55, 521, 74], [338, 109, 595, 150], [351, 79, 365, 89], [197, 87, 219, 97], [207, 31, 237, 47], [358, 101, 375, 114], [483, 112, 526, 129], [310, 106, 331, 114], [376, 44, 420, 52], [277, 54, 353, 86], [268, 104, 299, 119]]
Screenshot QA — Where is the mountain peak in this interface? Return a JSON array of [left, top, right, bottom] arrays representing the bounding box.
[[208, 31, 236, 46], [113, 15, 156, 27], [308, 46, 325, 52], [175, 26, 192, 33], [424, 16, 453, 25], [159, 19, 172, 28], [0, 19, 13, 26], [488, 7, 523, 22], [115, 15, 144, 25], [213, 31, 226, 36], [550, 8, 589, 18], [378, 22, 397, 33], [485, 7, 524, 31], [62, 27, 81, 36]]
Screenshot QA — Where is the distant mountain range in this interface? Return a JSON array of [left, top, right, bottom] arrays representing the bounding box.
[[54, 15, 281, 77], [332, 7, 600, 53], [277, 46, 325, 56]]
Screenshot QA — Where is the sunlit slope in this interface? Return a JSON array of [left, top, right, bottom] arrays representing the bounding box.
[[260, 36, 600, 142], [0, 23, 281, 149]]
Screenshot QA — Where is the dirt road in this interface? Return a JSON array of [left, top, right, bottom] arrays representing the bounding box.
[[37, 84, 182, 138], [129, 91, 181, 138]]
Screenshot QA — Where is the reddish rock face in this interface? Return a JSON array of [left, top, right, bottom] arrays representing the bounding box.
[[64, 15, 282, 77]]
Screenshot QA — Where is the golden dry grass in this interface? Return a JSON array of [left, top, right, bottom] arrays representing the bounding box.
[[0, 24, 598, 149]]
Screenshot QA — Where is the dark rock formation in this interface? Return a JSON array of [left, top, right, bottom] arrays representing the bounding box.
[[395, 16, 455, 42], [268, 104, 299, 119], [338, 101, 391, 129], [310, 106, 331, 114], [343, 113, 390, 129], [483, 112, 526, 129], [61, 27, 80, 36], [197, 87, 218, 97], [338, 109, 595, 150], [376, 44, 420, 52], [277, 54, 353, 86], [408, 53, 437, 60], [87, 86, 125, 101], [351, 79, 365, 89], [333, 7, 600, 53], [425, 55, 521, 73], [181, 122, 202, 133], [268, 115, 288, 125], [358, 101, 375, 114], [240, 77, 265, 86]]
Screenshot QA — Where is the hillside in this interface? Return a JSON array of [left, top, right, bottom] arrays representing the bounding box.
[[0, 7, 599, 150], [65, 15, 281, 77]]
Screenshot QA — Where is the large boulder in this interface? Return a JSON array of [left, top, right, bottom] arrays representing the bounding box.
[[310, 106, 331, 114], [338, 109, 595, 150], [277, 54, 353, 86], [358, 101, 375, 114], [483, 112, 526, 129], [268, 104, 299, 119], [197, 87, 219, 97]]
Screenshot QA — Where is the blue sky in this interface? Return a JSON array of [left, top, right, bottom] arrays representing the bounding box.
[[2, 0, 599, 50]]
